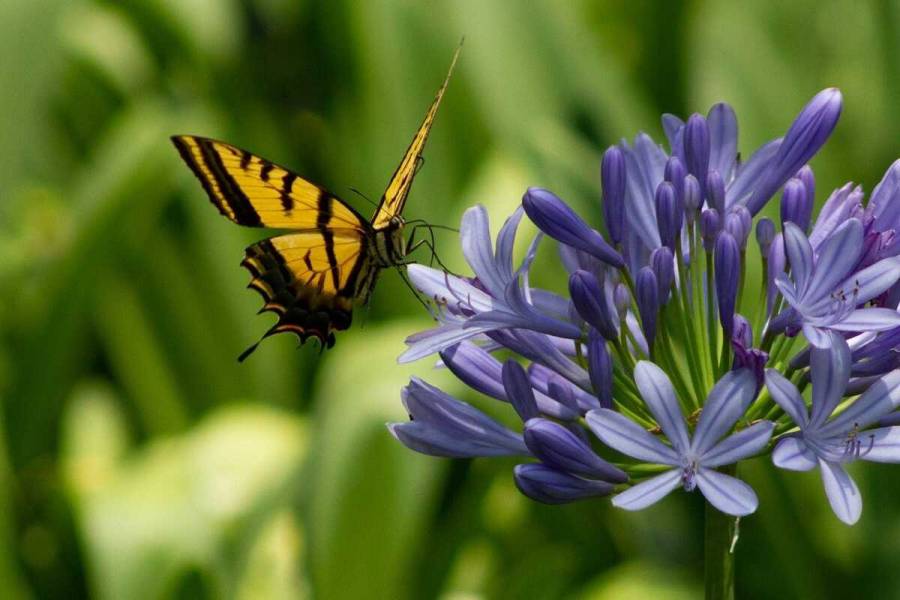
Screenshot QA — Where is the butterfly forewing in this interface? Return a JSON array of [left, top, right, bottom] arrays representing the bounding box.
[[172, 136, 369, 231], [371, 43, 461, 231]]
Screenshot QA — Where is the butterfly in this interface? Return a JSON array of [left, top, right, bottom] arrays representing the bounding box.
[[172, 45, 460, 361]]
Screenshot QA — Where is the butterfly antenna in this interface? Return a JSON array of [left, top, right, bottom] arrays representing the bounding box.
[[237, 341, 260, 363], [349, 187, 380, 210]]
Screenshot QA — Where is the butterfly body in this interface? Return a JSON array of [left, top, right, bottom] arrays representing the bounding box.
[[172, 45, 459, 359]]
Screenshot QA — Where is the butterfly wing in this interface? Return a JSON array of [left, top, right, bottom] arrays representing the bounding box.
[[172, 135, 369, 231], [370, 43, 461, 230], [239, 229, 380, 360]]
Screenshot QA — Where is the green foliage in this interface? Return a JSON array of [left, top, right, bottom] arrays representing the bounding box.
[[1, 0, 898, 598]]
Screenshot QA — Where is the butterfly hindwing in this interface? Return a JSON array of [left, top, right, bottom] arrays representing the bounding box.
[[239, 230, 380, 359], [171, 135, 369, 231]]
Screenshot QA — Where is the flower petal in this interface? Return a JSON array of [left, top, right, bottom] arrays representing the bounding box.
[[820, 370, 900, 438], [805, 218, 864, 299], [727, 138, 782, 208], [407, 264, 494, 313], [783, 222, 814, 296], [461, 205, 506, 297], [818, 459, 862, 525], [633, 361, 690, 453], [830, 308, 900, 332], [495, 206, 525, 283], [802, 324, 833, 349], [765, 369, 809, 428], [859, 426, 900, 463], [695, 468, 759, 516], [611, 469, 682, 511], [867, 159, 900, 225], [691, 369, 758, 455], [809, 335, 852, 427], [708, 102, 738, 181], [772, 437, 818, 471], [700, 421, 775, 467], [399, 322, 496, 363], [585, 409, 680, 465]]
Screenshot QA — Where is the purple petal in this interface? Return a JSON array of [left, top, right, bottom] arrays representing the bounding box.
[[662, 114, 685, 154], [783, 222, 814, 296], [867, 159, 900, 226], [633, 361, 690, 453], [621, 135, 665, 250], [461, 206, 507, 298], [495, 206, 525, 284], [809, 336, 851, 427], [695, 468, 759, 516], [700, 421, 775, 467], [400, 322, 496, 363], [727, 138, 782, 207], [691, 369, 758, 455], [441, 342, 507, 400], [809, 183, 863, 249], [830, 308, 900, 332], [407, 264, 494, 313], [818, 459, 862, 525], [802, 324, 833, 349], [859, 426, 900, 463], [707, 102, 738, 181], [820, 370, 900, 437], [772, 437, 817, 471], [765, 369, 809, 428], [611, 469, 681, 511], [524, 419, 627, 482], [585, 409, 680, 465], [587, 331, 613, 409], [636, 267, 659, 348], [494, 329, 591, 391], [569, 270, 618, 340], [805, 218, 864, 299], [514, 463, 615, 505], [830, 257, 900, 307]]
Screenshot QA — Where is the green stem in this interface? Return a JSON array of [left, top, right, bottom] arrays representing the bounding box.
[[705, 467, 737, 600]]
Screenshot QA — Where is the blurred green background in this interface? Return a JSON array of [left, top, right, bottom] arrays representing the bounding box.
[[2, 1, 899, 598]]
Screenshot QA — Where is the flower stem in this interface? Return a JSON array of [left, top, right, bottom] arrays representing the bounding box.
[[704, 468, 737, 600]]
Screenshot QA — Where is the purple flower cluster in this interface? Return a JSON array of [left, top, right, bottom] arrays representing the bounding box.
[[390, 88, 900, 523]]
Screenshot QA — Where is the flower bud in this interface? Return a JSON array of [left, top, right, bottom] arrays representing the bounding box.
[[523, 418, 627, 481], [683, 173, 702, 217], [614, 283, 630, 319], [523, 187, 624, 267], [636, 266, 659, 349], [755, 217, 776, 257], [651, 246, 675, 302], [587, 330, 613, 409], [706, 169, 726, 214], [715, 232, 740, 338], [665, 156, 686, 202], [655, 181, 682, 249], [701, 208, 721, 252], [601, 147, 626, 245], [514, 463, 615, 505], [746, 88, 842, 214], [569, 270, 618, 340], [501, 359, 539, 422], [684, 113, 711, 188], [781, 178, 811, 232]]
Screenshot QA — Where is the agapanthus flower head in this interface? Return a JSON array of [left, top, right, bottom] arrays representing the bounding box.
[[392, 87, 900, 526]]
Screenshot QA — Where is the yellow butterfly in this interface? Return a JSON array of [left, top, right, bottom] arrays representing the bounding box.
[[172, 45, 460, 360]]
